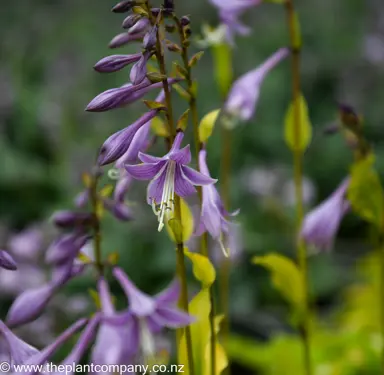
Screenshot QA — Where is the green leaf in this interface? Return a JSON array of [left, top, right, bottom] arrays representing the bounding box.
[[199, 109, 220, 143], [292, 11, 302, 49], [211, 43, 233, 96], [284, 93, 312, 152], [177, 109, 190, 131], [189, 51, 204, 68], [252, 253, 304, 310], [146, 72, 167, 83], [143, 100, 166, 110], [185, 249, 216, 287], [173, 62, 188, 79], [173, 83, 191, 101], [166, 198, 194, 243], [348, 154, 384, 228]]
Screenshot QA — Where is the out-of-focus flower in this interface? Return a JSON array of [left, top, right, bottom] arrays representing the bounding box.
[[106, 268, 193, 360], [300, 179, 350, 251], [223, 48, 289, 127], [51, 211, 94, 229], [91, 278, 135, 373], [98, 110, 159, 166], [0, 250, 17, 271], [8, 227, 43, 261], [126, 132, 216, 231], [0, 318, 86, 367], [196, 149, 238, 256], [94, 53, 142, 73], [209, 0, 262, 43]]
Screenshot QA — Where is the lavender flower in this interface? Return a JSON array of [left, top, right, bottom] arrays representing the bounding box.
[[130, 51, 151, 85], [300, 179, 350, 251], [0, 250, 17, 271], [223, 48, 289, 127], [106, 268, 193, 359], [126, 132, 217, 231], [51, 211, 94, 229], [98, 109, 159, 166], [94, 53, 142, 73], [85, 78, 180, 112], [109, 30, 146, 49], [209, 0, 261, 43], [91, 278, 135, 372], [196, 149, 238, 256]]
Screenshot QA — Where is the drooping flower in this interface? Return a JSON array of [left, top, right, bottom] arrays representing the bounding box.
[[126, 132, 217, 231], [196, 149, 238, 256], [106, 268, 193, 360], [300, 179, 350, 251], [223, 48, 289, 127], [91, 278, 135, 372], [0, 318, 86, 367], [209, 0, 262, 43], [0, 250, 17, 271]]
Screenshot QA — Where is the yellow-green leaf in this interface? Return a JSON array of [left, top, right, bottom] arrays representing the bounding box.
[[173, 84, 191, 101], [166, 198, 194, 243], [177, 109, 190, 131], [99, 184, 113, 198], [82, 172, 92, 188], [143, 100, 166, 110], [107, 252, 120, 266], [212, 43, 233, 97], [146, 72, 167, 84], [252, 253, 304, 310], [185, 249, 216, 287], [348, 154, 384, 228], [173, 62, 188, 79], [199, 109, 220, 143], [189, 51, 204, 68], [88, 288, 101, 310], [284, 94, 312, 152], [151, 116, 169, 137], [132, 6, 148, 16]]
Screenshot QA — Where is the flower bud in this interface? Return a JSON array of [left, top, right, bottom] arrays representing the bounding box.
[[109, 32, 145, 49], [112, 0, 134, 13], [94, 53, 142, 73], [143, 26, 158, 50], [52, 211, 94, 228], [0, 250, 17, 271], [130, 51, 151, 85], [180, 16, 190, 26], [122, 14, 142, 29]]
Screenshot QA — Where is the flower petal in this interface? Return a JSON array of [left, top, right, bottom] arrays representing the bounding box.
[[154, 279, 180, 304], [0, 250, 17, 271], [151, 306, 194, 328], [125, 160, 166, 180], [169, 145, 191, 164], [113, 268, 156, 317], [6, 284, 56, 328], [181, 165, 217, 186], [174, 164, 196, 197], [138, 152, 165, 164], [147, 165, 168, 204]]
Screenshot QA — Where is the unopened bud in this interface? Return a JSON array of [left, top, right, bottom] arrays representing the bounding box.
[[180, 16, 190, 26], [112, 0, 134, 13], [122, 14, 142, 29]]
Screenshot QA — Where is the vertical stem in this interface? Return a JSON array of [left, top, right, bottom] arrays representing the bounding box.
[[174, 17, 217, 375], [147, 7, 194, 373], [90, 172, 103, 277], [379, 236, 384, 374], [285, 1, 312, 374]]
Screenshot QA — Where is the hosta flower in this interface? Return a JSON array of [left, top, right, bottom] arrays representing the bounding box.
[[300, 179, 350, 251], [130, 51, 151, 85], [126, 132, 217, 231], [0, 318, 86, 367], [0, 250, 17, 271], [94, 53, 142, 73], [91, 278, 135, 372], [98, 109, 159, 166], [209, 0, 261, 43], [196, 149, 238, 256], [223, 48, 289, 127], [106, 268, 193, 360]]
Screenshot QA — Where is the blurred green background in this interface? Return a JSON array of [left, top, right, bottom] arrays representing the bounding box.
[[1, 0, 384, 373]]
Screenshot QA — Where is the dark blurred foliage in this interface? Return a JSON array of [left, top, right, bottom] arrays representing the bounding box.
[[1, 0, 384, 371]]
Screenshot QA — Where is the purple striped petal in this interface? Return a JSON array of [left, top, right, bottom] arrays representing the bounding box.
[[24, 319, 87, 367], [138, 152, 165, 164], [0, 320, 39, 365], [181, 165, 217, 186], [113, 268, 156, 317], [169, 145, 191, 164], [126, 160, 167, 181], [109, 31, 145, 49], [174, 164, 196, 197], [0, 250, 17, 271], [6, 284, 56, 328], [114, 174, 133, 202], [130, 51, 151, 85], [98, 278, 115, 315], [146, 165, 168, 204]]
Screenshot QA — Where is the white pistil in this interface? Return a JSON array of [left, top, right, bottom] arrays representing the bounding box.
[[152, 161, 176, 232], [219, 234, 230, 258]]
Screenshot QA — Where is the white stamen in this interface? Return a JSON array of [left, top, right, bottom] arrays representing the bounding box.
[[154, 161, 176, 232], [139, 318, 156, 362], [107, 168, 121, 180], [219, 236, 230, 258]]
